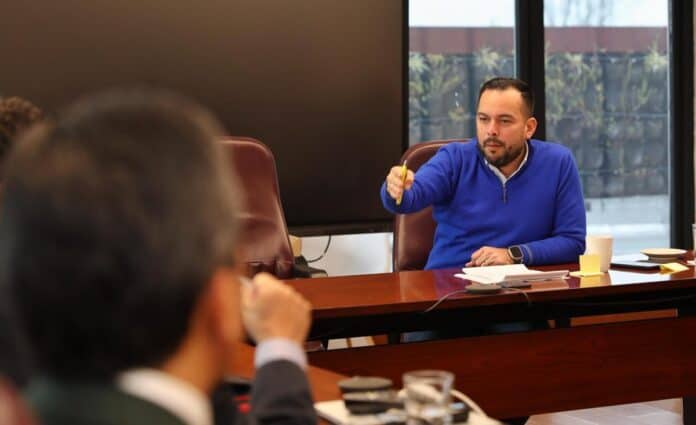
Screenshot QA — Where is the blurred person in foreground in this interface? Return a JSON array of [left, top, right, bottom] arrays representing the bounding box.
[[0, 96, 43, 389], [0, 89, 315, 425]]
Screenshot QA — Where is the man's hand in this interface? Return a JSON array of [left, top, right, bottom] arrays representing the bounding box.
[[241, 273, 311, 345], [466, 247, 513, 267], [385, 165, 415, 201]]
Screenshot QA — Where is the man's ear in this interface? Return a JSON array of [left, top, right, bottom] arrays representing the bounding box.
[[206, 267, 243, 346], [525, 116, 538, 139]]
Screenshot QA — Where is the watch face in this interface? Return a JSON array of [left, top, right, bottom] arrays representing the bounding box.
[[509, 246, 523, 260]]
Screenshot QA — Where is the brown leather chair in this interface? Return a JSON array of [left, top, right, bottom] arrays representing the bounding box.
[[221, 137, 324, 279], [393, 139, 469, 271]]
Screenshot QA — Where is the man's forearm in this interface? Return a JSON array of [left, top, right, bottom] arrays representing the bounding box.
[[521, 235, 585, 266]]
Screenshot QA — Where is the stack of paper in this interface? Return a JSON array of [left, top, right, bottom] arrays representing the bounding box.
[[455, 264, 568, 285]]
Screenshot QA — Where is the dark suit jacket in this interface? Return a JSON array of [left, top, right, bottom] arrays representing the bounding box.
[[26, 360, 316, 425]]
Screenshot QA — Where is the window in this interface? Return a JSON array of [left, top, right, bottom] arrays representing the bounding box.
[[544, 0, 669, 254], [409, 0, 515, 144], [409, 0, 687, 254]]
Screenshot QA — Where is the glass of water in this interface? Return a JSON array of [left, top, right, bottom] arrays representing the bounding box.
[[403, 370, 454, 425]]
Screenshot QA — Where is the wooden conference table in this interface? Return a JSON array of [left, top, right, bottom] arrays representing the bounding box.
[[286, 262, 696, 420]]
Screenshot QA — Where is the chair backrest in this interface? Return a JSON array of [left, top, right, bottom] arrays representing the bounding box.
[[393, 139, 469, 271], [221, 137, 295, 278]]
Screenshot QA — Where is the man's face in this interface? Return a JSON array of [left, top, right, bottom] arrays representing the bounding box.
[[476, 88, 537, 168]]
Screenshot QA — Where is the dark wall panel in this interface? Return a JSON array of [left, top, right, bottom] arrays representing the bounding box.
[[2, 0, 404, 235]]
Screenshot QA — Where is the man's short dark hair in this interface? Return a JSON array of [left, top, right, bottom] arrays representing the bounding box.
[[0, 89, 241, 379], [477, 77, 535, 117]]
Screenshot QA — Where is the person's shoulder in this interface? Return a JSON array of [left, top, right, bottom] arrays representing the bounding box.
[[26, 379, 185, 425]]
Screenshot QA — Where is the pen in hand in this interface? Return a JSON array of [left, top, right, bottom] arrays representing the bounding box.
[[396, 160, 408, 206]]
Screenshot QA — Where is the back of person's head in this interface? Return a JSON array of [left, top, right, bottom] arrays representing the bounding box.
[[0, 97, 43, 161], [477, 77, 535, 117], [0, 89, 241, 380]]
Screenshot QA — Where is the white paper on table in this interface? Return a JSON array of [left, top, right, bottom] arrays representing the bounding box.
[[455, 264, 568, 285]]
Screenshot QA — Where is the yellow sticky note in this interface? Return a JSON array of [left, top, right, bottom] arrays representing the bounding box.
[[579, 275, 603, 287], [659, 262, 689, 274], [579, 254, 601, 274]]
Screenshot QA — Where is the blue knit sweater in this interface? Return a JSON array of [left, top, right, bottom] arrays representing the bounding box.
[[381, 139, 586, 269]]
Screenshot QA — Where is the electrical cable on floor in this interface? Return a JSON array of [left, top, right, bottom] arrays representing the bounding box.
[[307, 235, 332, 263]]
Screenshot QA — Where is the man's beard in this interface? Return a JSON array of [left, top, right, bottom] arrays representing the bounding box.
[[478, 138, 526, 168]]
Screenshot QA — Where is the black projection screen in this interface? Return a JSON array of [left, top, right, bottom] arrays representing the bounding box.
[[1, 1, 405, 235]]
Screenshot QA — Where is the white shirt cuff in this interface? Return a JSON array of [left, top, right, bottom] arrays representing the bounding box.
[[254, 338, 307, 370]]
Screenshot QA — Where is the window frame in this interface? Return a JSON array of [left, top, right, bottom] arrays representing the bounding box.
[[511, 0, 691, 247], [668, 0, 694, 248]]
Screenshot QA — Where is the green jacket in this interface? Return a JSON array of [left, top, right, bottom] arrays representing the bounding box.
[[26, 361, 316, 425], [26, 379, 185, 425]]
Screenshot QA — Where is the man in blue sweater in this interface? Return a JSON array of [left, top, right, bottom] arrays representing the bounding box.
[[382, 77, 586, 269]]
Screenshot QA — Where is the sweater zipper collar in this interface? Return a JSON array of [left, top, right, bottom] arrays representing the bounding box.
[[481, 140, 529, 203]]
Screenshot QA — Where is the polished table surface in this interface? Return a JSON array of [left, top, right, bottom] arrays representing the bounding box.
[[285, 263, 696, 419], [287, 263, 696, 338], [288, 263, 696, 313]]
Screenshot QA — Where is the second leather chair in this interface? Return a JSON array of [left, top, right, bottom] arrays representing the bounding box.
[[392, 139, 469, 272], [221, 136, 325, 279]]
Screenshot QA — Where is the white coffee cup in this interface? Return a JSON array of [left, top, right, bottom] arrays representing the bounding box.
[[585, 235, 613, 272]]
